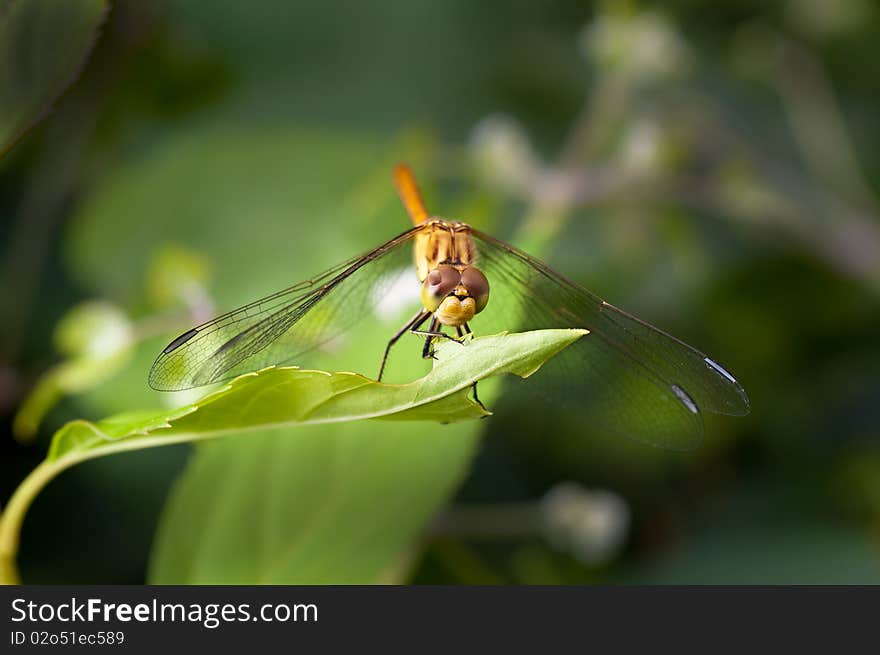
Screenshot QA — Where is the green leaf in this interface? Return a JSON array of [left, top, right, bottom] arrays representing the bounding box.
[[0, 329, 586, 583], [147, 331, 587, 584], [0, 0, 108, 157], [150, 423, 479, 584], [52, 330, 583, 458]]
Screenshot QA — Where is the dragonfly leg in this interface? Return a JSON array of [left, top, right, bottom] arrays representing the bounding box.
[[418, 317, 442, 360], [411, 328, 460, 342], [412, 323, 463, 344], [378, 309, 431, 381], [463, 322, 487, 410], [457, 323, 487, 414], [414, 319, 467, 360]]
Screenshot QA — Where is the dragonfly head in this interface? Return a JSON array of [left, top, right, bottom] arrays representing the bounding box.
[[421, 264, 490, 327]]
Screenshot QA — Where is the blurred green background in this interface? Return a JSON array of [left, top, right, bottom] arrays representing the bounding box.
[[2, 0, 880, 583]]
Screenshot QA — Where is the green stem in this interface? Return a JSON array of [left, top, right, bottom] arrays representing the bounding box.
[[0, 434, 221, 584], [0, 432, 225, 584], [0, 459, 70, 585]]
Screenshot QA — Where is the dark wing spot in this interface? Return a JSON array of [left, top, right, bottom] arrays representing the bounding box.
[[703, 356, 738, 384], [214, 330, 247, 354], [163, 328, 199, 354]]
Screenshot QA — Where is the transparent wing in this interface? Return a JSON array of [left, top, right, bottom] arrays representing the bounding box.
[[468, 228, 750, 450], [148, 226, 422, 390]]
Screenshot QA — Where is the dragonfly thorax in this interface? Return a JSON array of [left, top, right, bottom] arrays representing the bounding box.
[[421, 264, 490, 327], [413, 218, 476, 281]]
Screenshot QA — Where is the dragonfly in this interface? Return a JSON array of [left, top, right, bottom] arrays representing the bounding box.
[[149, 164, 749, 449]]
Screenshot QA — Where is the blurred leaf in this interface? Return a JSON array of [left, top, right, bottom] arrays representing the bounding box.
[[0, 329, 584, 583], [149, 423, 475, 584], [66, 128, 420, 314], [834, 450, 880, 519], [0, 0, 108, 157], [146, 330, 585, 584], [630, 523, 880, 584], [786, 0, 872, 40], [144, 331, 588, 586]]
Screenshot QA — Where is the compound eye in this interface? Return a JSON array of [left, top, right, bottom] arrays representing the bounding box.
[[461, 267, 490, 313], [422, 265, 461, 311]]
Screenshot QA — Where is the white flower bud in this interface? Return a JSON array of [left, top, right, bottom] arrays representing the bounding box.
[[541, 482, 630, 565]]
